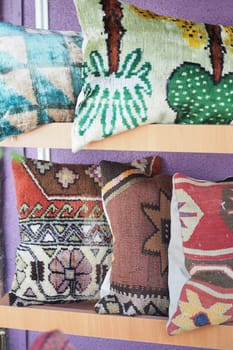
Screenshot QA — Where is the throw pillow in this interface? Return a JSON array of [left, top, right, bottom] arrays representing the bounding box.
[[95, 160, 172, 316], [29, 330, 74, 350], [0, 22, 83, 142], [72, 0, 233, 151], [10, 155, 161, 306], [167, 173, 233, 335]]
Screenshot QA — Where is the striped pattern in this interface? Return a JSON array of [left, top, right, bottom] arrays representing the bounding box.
[[102, 168, 145, 205]]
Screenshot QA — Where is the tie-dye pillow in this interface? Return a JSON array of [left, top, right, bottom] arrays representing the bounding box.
[[72, 0, 233, 151], [0, 22, 82, 141]]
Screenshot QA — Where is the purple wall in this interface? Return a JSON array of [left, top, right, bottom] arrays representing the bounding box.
[[2, 0, 233, 349]]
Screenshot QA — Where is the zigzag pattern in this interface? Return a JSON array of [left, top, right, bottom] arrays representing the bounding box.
[[19, 202, 106, 220], [19, 220, 112, 245]]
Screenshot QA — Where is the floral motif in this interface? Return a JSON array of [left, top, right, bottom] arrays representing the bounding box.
[[49, 249, 92, 296], [85, 165, 103, 187], [55, 167, 79, 188], [34, 160, 53, 175], [171, 289, 232, 334], [75, 48, 152, 137]]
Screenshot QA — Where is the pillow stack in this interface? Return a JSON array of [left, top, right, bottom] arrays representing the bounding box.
[[7, 0, 233, 338]]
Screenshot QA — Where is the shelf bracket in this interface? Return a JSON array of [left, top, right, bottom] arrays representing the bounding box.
[[35, 0, 50, 161], [35, 0, 48, 29]]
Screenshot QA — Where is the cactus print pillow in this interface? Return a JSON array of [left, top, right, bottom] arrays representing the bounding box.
[[0, 22, 82, 142], [72, 0, 233, 151], [167, 173, 233, 335]]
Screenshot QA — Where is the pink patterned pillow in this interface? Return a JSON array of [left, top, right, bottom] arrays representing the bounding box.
[[167, 173, 233, 335], [29, 330, 74, 350]]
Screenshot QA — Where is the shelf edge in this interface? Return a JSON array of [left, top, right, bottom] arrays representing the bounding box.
[[0, 124, 232, 153], [0, 295, 233, 348]]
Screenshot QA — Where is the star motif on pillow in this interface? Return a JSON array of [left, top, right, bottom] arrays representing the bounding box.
[[141, 189, 171, 275]]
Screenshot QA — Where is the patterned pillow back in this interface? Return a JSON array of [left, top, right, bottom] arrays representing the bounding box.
[[0, 22, 83, 141], [72, 0, 233, 151]]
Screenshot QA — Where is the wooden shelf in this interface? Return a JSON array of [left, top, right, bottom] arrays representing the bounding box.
[[0, 295, 233, 349], [1, 123, 233, 349], [0, 123, 233, 153]]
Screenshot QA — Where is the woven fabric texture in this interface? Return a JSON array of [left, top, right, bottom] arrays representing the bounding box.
[[0, 22, 83, 141], [29, 330, 74, 350], [167, 173, 233, 334], [72, 0, 233, 151], [95, 160, 172, 316], [10, 157, 112, 305], [10, 156, 161, 306]]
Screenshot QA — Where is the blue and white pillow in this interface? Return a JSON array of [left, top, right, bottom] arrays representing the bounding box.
[[0, 22, 83, 141]]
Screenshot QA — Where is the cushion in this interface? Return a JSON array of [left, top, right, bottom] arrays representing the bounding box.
[[95, 160, 172, 316], [10, 155, 161, 306], [0, 22, 83, 142], [167, 173, 233, 335], [72, 0, 233, 151], [29, 330, 74, 350]]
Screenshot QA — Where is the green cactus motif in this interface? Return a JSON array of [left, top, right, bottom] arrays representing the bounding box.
[[77, 48, 152, 137], [75, 0, 152, 138], [167, 62, 233, 124], [167, 23, 233, 124]]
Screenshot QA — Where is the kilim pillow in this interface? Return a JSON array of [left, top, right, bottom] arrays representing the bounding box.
[[95, 160, 172, 316], [10, 156, 161, 306], [0, 22, 83, 142], [72, 0, 233, 152], [167, 173, 233, 335], [29, 330, 74, 350]]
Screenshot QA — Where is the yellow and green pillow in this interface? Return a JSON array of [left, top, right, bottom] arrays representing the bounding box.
[[72, 0, 233, 151]]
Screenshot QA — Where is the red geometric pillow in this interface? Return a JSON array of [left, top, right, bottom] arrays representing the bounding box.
[[167, 173, 233, 335]]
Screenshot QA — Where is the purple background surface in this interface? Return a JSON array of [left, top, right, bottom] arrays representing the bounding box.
[[2, 0, 233, 349]]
